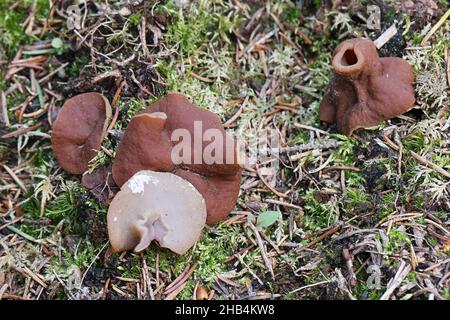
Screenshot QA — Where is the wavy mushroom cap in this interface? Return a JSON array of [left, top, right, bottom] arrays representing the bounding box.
[[52, 92, 111, 174], [112, 93, 242, 224], [107, 170, 207, 255]]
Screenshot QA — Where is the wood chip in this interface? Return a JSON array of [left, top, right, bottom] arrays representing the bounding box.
[[0, 91, 9, 126], [374, 24, 398, 49]]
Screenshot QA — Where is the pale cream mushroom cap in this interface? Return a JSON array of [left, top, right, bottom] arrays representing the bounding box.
[[107, 170, 207, 255]]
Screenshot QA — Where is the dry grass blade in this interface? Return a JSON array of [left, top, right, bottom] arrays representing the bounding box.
[[2, 165, 27, 192], [1, 123, 42, 139], [380, 260, 412, 300], [299, 224, 340, 250], [248, 221, 274, 279], [421, 9, 450, 46]]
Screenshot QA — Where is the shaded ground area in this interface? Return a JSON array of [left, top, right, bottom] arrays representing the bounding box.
[[0, 0, 449, 300]]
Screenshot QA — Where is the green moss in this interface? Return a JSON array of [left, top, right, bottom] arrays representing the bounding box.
[[129, 12, 142, 27], [0, 143, 8, 161], [68, 56, 90, 77], [192, 227, 242, 283], [332, 134, 358, 165], [115, 224, 244, 299], [0, 0, 50, 59], [356, 282, 383, 300], [342, 188, 368, 209], [176, 279, 196, 300], [284, 6, 301, 24], [32, 145, 54, 170], [163, 1, 210, 56], [21, 184, 71, 221], [118, 254, 142, 279], [386, 227, 411, 254], [379, 191, 396, 219], [346, 170, 365, 189], [281, 291, 296, 299], [288, 130, 310, 146], [45, 189, 77, 222], [303, 189, 338, 230], [162, 0, 240, 56], [432, 154, 450, 169], [443, 288, 450, 299], [306, 51, 333, 91], [46, 241, 102, 282], [113, 97, 158, 130]]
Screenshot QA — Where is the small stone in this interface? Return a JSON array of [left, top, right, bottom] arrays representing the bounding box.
[[119, 7, 131, 16]]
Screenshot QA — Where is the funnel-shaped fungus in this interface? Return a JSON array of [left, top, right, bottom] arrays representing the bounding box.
[[112, 93, 242, 224], [319, 38, 415, 135], [52, 92, 111, 174], [107, 170, 207, 254]]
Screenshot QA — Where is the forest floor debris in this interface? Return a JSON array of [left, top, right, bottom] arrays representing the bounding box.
[[0, 0, 449, 300]]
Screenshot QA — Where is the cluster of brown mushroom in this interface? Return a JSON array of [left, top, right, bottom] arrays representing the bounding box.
[[52, 93, 242, 255], [51, 37, 416, 255]]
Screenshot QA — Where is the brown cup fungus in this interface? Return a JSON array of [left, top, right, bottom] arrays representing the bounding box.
[[52, 92, 111, 174], [112, 93, 242, 224], [319, 38, 415, 135], [107, 170, 207, 255]]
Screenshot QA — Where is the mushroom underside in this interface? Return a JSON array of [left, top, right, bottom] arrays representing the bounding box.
[[107, 170, 207, 255]]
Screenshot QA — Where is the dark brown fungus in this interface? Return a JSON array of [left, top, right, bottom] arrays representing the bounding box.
[[319, 38, 415, 135], [52, 92, 111, 174], [112, 93, 242, 224]]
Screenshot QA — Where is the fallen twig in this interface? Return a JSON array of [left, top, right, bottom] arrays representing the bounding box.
[[279, 140, 339, 154], [163, 262, 198, 296], [256, 164, 288, 198], [289, 280, 330, 294], [1, 123, 42, 139], [299, 224, 340, 250], [410, 151, 450, 179], [322, 166, 360, 174], [248, 222, 274, 279], [380, 260, 411, 300], [224, 244, 255, 263], [421, 9, 450, 46], [342, 248, 357, 287]]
